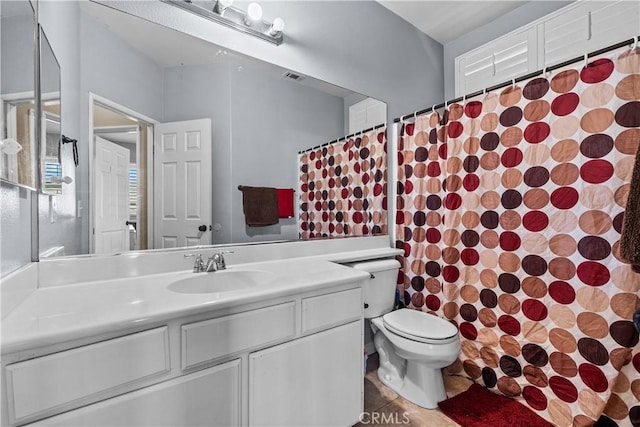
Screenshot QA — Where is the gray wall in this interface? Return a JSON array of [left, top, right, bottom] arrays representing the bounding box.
[[443, 1, 572, 100], [163, 62, 344, 244]]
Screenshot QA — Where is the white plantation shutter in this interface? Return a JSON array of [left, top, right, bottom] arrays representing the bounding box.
[[543, 0, 640, 67], [456, 27, 536, 98], [455, 0, 640, 97], [128, 167, 137, 219]]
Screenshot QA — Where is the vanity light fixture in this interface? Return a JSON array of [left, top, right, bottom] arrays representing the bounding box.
[[162, 0, 285, 45]]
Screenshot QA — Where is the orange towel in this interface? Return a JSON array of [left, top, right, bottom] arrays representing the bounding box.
[[241, 186, 278, 227], [277, 189, 295, 218]]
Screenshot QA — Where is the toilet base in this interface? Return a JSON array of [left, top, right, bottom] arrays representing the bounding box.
[[376, 360, 447, 409]]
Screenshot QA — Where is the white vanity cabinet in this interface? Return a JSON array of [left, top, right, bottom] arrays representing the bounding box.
[[4, 283, 364, 427]]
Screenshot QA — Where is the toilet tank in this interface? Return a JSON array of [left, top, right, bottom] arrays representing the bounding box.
[[346, 259, 401, 319]]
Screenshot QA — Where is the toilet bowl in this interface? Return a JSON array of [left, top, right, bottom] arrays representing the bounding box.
[[348, 260, 461, 409], [370, 309, 460, 409]]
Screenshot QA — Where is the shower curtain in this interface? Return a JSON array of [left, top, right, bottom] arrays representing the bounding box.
[[299, 126, 387, 239], [396, 47, 640, 426]]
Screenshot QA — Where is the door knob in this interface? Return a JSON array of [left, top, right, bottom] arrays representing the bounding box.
[[198, 225, 207, 232]]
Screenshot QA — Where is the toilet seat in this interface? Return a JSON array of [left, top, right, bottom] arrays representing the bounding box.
[[382, 309, 458, 344]]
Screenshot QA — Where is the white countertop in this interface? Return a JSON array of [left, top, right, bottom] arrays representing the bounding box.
[[1, 258, 379, 355]]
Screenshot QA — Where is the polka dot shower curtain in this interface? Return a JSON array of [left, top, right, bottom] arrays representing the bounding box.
[[396, 47, 640, 426], [299, 126, 387, 239]]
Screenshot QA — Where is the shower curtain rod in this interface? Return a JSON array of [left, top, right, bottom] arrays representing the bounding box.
[[394, 34, 640, 123], [297, 122, 386, 155]]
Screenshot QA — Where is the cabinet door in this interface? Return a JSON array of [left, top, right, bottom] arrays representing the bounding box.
[[32, 360, 241, 427], [249, 321, 363, 427]]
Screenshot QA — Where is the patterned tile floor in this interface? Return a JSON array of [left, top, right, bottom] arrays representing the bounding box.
[[353, 353, 474, 427]]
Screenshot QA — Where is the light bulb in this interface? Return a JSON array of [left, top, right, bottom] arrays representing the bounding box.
[[244, 2, 262, 25], [268, 17, 285, 36]]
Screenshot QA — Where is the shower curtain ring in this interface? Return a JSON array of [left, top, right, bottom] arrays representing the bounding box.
[[511, 78, 516, 88], [432, 104, 437, 112], [634, 36, 639, 50], [584, 53, 589, 67]]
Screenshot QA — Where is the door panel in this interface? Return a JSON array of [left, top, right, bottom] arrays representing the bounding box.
[[94, 137, 130, 254], [153, 119, 211, 248]]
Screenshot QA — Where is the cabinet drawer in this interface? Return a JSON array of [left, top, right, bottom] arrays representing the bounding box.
[[31, 360, 241, 427], [302, 287, 362, 335], [182, 302, 295, 370], [6, 327, 170, 424]]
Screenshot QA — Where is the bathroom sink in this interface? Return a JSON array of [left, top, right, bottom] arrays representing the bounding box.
[[168, 270, 271, 294]]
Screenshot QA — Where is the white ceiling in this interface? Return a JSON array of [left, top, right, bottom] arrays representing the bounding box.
[[377, 1, 525, 44]]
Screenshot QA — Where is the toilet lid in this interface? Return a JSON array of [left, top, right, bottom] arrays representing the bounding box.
[[382, 309, 458, 341]]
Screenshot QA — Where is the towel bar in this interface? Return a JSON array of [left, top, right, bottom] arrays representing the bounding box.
[[238, 185, 295, 192]]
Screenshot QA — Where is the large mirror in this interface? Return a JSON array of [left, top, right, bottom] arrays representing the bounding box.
[[1, 0, 37, 189], [39, 0, 387, 258]]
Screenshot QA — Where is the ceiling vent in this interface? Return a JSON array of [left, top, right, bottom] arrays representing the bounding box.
[[283, 72, 305, 82]]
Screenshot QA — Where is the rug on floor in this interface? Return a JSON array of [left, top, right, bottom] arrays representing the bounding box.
[[437, 383, 554, 427]]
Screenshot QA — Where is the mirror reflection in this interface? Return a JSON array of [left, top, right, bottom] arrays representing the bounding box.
[[41, 1, 387, 258], [39, 28, 62, 196], [1, 0, 36, 189]]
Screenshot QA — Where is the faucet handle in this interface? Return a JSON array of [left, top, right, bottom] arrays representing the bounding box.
[[213, 250, 234, 270], [184, 253, 205, 272]]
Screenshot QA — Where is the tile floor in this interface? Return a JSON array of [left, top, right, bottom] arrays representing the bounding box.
[[353, 353, 474, 427]]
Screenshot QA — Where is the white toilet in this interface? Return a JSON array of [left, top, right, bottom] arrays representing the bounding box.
[[350, 259, 461, 409]]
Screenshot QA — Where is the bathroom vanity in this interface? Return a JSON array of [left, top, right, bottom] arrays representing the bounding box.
[[0, 253, 386, 427]]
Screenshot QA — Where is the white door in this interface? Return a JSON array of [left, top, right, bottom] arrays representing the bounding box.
[[153, 119, 211, 249], [94, 136, 129, 254]]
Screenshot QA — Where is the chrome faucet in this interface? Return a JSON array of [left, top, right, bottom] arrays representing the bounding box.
[[185, 251, 234, 272]]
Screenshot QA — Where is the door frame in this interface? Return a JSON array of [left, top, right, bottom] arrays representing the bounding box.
[[88, 93, 158, 254]]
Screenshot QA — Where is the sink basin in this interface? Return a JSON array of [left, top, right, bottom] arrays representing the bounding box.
[[168, 270, 271, 294]]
